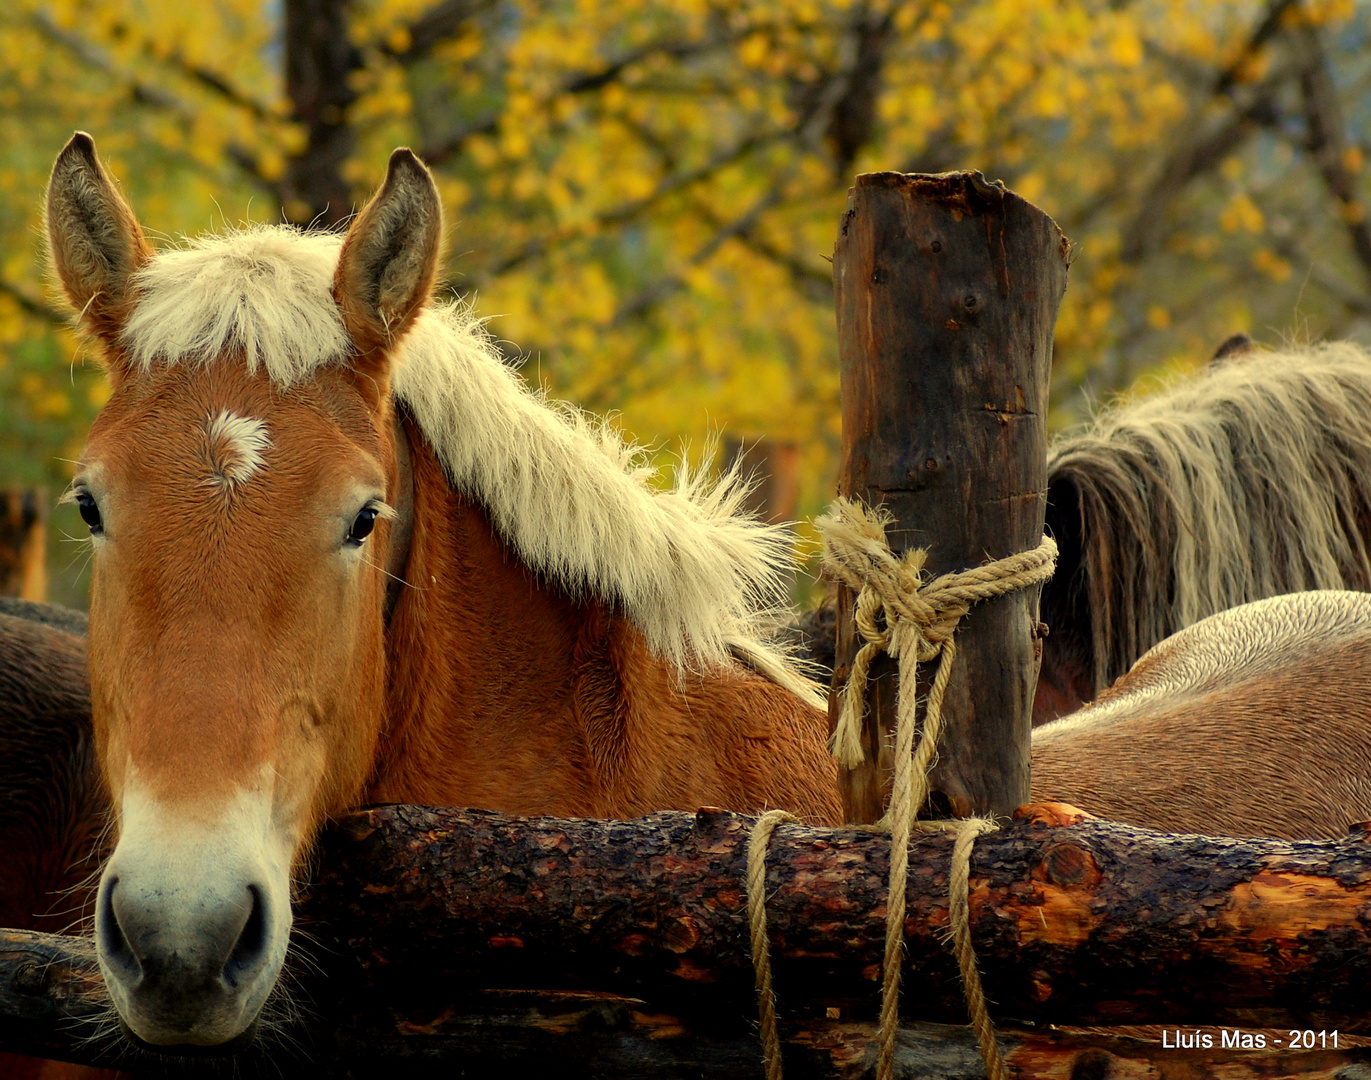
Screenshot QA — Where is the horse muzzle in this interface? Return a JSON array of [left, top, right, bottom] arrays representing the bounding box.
[[95, 787, 293, 1049]]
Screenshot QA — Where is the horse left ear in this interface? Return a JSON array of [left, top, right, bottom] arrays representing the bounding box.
[[334, 148, 443, 389]]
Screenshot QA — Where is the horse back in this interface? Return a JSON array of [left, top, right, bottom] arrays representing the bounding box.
[[1032, 591, 1371, 839]]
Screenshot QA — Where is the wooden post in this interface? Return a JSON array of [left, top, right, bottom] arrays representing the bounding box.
[[723, 437, 801, 525], [0, 490, 47, 603], [831, 172, 1069, 823]]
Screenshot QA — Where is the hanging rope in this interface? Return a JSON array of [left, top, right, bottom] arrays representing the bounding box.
[[744, 500, 1053, 1080], [744, 497, 1049, 1080], [820, 497, 1054, 1080], [949, 814, 1007, 1080], [747, 808, 797, 1080], [745, 810, 1006, 1080]]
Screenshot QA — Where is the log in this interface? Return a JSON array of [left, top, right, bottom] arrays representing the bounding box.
[[12, 801, 1371, 1077], [831, 172, 1069, 823], [299, 803, 1371, 1032], [3, 941, 1365, 1080]]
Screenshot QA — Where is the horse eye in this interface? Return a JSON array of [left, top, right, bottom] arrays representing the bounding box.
[[75, 492, 103, 535], [347, 507, 378, 545]]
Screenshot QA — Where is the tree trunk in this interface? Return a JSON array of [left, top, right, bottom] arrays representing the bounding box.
[[283, 0, 360, 226], [724, 438, 801, 601], [723, 438, 802, 526], [830, 172, 1069, 823]]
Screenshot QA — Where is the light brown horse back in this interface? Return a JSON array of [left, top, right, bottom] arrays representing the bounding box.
[[1032, 591, 1371, 839]]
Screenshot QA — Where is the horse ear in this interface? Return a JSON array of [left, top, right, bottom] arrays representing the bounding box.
[[45, 133, 151, 346], [334, 148, 443, 383]]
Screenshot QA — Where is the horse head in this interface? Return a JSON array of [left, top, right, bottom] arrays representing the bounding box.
[[45, 132, 439, 1049]]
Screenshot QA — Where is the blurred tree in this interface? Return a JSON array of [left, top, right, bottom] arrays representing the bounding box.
[[1, 0, 1370, 605]]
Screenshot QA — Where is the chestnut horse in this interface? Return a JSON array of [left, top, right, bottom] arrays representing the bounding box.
[[1037, 343, 1371, 722], [44, 133, 839, 1053], [34, 130, 1371, 1063]]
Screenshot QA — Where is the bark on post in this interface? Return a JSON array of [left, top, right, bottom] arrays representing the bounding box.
[[831, 172, 1069, 823]]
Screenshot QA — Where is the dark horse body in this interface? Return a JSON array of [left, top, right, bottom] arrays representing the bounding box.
[[0, 603, 114, 1080]]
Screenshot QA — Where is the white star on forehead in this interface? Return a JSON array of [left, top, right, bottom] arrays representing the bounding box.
[[204, 410, 270, 488]]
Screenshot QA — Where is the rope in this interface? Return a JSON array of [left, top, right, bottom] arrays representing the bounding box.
[[950, 815, 1006, 1079], [835, 497, 1053, 1080], [746, 812, 1004, 1080], [747, 808, 797, 1080], [818, 498, 1058, 773]]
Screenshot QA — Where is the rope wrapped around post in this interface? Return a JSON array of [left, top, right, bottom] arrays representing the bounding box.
[[820, 498, 1058, 774], [745, 498, 1055, 1080]]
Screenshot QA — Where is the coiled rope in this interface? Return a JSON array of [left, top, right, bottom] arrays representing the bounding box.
[[746, 497, 1056, 1080]]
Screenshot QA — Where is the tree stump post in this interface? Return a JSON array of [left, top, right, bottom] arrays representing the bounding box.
[[0, 489, 47, 603], [724, 437, 801, 600], [830, 172, 1069, 823]]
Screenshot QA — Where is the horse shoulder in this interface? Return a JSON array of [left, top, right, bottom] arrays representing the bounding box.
[[574, 614, 839, 824]]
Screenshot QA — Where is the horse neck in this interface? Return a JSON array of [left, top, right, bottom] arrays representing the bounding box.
[[368, 417, 595, 813], [367, 418, 841, 824]]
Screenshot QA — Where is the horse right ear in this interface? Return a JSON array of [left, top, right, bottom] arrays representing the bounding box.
[[334, 148, 443, 392], [45, 133, 151, 349]]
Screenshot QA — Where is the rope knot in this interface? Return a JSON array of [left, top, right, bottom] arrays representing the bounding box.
[[816, 497, 1057, 771]]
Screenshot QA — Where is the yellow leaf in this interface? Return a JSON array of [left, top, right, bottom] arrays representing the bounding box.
[[1219, 192, 1264, 234], [1107, 27, 1142, 68], [1252, 248, 1292, 282]]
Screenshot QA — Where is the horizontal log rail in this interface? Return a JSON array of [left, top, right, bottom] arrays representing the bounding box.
[[6, 802, 1371, 1077]]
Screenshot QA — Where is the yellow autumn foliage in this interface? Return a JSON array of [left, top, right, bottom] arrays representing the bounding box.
[[0, 0, 1369, 607]]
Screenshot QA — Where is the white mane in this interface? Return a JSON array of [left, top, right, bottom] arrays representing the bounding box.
[[122, 226, 819, 703]]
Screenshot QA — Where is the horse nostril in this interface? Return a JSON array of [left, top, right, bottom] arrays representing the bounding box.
[[224, 885, 268, 987], [96, 876, 140, 984]]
